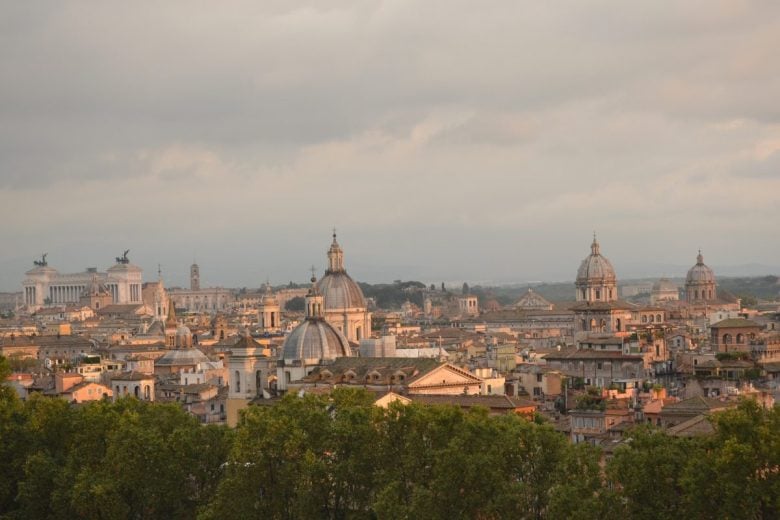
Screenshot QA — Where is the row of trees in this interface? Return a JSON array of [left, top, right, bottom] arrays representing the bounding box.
[[1, 357, 778, 519]]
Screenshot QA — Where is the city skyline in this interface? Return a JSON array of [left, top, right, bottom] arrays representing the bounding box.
[[7, 234, 779, 293], [2, 2, 780, 290]]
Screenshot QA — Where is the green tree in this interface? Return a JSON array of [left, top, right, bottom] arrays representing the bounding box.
[[681, 400, 780, 519], [285, 296, 305, 312], [607, 426, 704, 520], [548, 443, 621, 520]]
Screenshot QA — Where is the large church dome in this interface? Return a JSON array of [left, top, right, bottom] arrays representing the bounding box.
[[317, 233, 366, 310], [686, 252, 715, 284], [576, 236, 617, 284], [318, 272, 366, 309], [281, 274, 351, 364], [280, 319, 351, 363]]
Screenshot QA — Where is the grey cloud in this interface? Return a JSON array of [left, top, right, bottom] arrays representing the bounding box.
[[1, 1, 780, 289]]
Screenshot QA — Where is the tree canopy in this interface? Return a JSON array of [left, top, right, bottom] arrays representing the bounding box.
[[0, 365, 777, 519]]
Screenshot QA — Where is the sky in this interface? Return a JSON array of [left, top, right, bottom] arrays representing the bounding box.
[[2, 1, 780, 290]]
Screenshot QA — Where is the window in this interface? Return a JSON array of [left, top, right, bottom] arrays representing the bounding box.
[[235, 371, 241, 393], [595, 289, 601, 300], [536, 374, 543, 382], [597, 362, 603, 370], [533, 387, 541, 396]]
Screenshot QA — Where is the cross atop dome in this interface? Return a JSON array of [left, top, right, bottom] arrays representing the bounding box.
[[591, 232, 600, 255]]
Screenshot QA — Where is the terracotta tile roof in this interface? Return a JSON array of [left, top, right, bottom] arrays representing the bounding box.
[[544, 349, 643, 361], [710, 318, 762, 328], [410, 394, 537, 410]]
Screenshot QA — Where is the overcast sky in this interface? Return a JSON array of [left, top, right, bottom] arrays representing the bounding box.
[[2, 1, 779, 290]]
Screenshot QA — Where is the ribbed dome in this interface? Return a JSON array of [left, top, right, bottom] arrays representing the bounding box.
[[686, 252, 715, 284], [156, 347, 209, 366], [317, 272, 366, 310], [280, 319, 351, 363], [576, 237, 616, 283]]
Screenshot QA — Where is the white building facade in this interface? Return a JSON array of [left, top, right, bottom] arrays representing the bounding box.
[[22, 253, 143, 311]]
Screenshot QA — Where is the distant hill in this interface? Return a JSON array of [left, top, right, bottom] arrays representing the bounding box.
[[717, 275, 780, 301]]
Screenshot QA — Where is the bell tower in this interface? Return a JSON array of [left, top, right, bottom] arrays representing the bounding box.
[[190, 263, 200, 291]]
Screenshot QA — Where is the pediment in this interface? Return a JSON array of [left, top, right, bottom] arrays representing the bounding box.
[[408, 363, 482, 388]]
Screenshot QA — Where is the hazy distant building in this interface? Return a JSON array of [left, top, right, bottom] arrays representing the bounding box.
[[458, 295, 479, 316], [22, 253, 143, 311], [169, 263, 232, 312], [515, 288, 553, 311], [190, 263, 200, 291], [651, 278, 679, 304]]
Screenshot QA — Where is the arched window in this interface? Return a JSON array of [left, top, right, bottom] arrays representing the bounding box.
[[590, 319, 596, 330], [144, 385, 150, 400], [650, 315, 655, 323], [708, 290, 713, 299], [235, 371, 241, 393], [600, 319, 607, 332], [656, 314, 662, 323], [134, 386, 139, 398], [736, 334, 744, 344], [616, 319, 621, 331], [642, 315, 647, 323], [723, 334, 732, 345], [695, 290, 699, 300]]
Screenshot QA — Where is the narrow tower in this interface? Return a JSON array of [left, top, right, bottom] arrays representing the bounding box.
[[190, 263, 200, 291]]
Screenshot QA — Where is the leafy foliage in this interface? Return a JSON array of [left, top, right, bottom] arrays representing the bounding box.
[[0, 370, 777, 520]]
